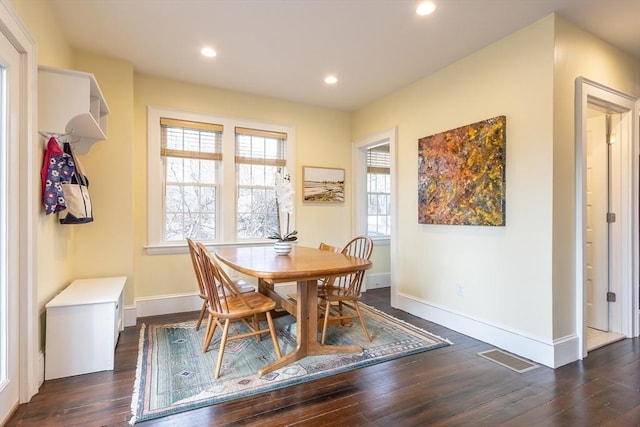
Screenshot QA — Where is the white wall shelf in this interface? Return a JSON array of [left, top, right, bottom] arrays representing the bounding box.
[[38, 66, 109, 154]]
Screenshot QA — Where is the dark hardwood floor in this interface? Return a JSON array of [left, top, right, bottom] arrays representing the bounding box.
[[6, 288, 640, 426]]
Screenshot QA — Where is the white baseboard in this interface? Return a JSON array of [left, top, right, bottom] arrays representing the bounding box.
[[396, 292, 580, 368], [38, 350, 45, 387], [121, 287, 583, 369], [125, 292, 201, 327], [364, 273, 390, 290], [124, 306, 137, 327]]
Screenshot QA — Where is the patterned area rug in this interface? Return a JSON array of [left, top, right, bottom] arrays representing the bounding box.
[[130, 304, 451, 423]]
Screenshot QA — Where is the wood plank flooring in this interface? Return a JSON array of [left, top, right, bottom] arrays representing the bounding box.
[[6, 288, 640, 426]]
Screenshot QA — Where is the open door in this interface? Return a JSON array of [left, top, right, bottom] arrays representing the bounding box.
[[585, 109, 610, 331], [575, 77, 640, 358]]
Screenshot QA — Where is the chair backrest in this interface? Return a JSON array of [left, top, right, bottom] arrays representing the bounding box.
[[196, 242, 254, 314], [187, 238, 207, 298], [340, 235, 374, 260], [196, 242, 231, 315], [332, 236, 374, 295], [319, 242, 341, 253]]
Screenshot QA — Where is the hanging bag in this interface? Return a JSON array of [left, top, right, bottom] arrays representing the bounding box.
[[58, 143, 93, 224]]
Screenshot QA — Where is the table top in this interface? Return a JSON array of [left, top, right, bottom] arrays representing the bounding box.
[[214, 246, 372, 282]]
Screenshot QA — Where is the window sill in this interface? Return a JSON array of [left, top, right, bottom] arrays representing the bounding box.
[[144, 240, 276, 255], [371, 237, 390, 246]]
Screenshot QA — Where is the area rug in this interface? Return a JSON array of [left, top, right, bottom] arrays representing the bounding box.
[[130, 304, 451, 423]]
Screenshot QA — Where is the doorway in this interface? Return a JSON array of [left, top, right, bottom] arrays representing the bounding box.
[[353, 127, 397, 306], [585, 108, 626, 350], [575, 77, 640, 359]]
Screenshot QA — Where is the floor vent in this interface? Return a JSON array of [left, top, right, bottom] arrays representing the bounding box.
[[477, 349, 539, 373]]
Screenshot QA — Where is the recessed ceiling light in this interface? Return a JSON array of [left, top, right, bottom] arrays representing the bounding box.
[[416, 1, 436, 16], [201, 47, 217, 58], [324, 75, 338, 84]]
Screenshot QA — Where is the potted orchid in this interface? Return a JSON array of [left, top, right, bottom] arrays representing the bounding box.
[[269, 171, 297, 254]]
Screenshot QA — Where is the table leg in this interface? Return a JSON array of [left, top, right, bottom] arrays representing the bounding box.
[[258, 279, 362, 376]]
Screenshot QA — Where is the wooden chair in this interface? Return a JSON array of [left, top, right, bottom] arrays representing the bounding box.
[[318, 236, 374, 345], [279, 242, 342, 302], [196, 243, 282, 379], [186, 238, 208, 331]]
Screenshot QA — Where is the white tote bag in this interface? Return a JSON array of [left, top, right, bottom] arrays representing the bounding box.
[[58, 143, 94, 224]]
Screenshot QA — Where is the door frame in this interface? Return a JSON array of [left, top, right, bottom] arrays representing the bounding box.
[[352, 127, 397, 306], [575, 76, 640, 358], [0, 0, 39, 412]]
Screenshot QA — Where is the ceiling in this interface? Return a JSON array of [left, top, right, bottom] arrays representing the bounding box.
[[50, 0, 640, 111]]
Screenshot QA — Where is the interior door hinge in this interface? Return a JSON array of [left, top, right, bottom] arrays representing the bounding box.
[[607, 291, 616, 302], [607, 212, 616, 223]]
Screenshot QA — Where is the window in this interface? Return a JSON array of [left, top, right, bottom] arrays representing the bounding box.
[[161, 118, 222, 241], [366, 144, 391, 237], [235, 127, 286, 239], [147, 107, 295, 252]]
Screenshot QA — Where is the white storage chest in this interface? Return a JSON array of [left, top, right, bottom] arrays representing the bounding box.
[[45, 276, 126, 380]]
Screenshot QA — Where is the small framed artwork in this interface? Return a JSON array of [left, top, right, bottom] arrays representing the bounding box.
[[303, 166, 345, 202]]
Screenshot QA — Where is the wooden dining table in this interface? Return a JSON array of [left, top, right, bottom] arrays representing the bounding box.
[[214, 245, 372, 376]]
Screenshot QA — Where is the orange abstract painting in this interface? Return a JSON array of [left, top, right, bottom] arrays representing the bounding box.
[[418, 116, 506, 226]]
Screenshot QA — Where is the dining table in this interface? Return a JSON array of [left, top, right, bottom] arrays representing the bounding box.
[[214, 245, 372, 376]]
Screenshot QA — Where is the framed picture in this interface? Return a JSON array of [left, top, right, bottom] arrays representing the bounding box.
[[303, 166, 345, 202], [417, 115, 506, 226]]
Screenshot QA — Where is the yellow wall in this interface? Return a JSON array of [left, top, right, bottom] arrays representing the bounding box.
[[551, 16, 640, 338], [11, 0, 74, 315], [132, 75, 353, 298], [12, 0, 354, 311], [352, 13, 640, 345], [12, 0, 640, 358], [353, 16, 557, 340], [70, 52, 136, 304], [11, 0, 72, 68]]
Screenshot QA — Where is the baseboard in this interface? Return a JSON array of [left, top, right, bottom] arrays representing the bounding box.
[[126, 292, 201, 325], [122, 275, 391, 326], [121, 287, 584, 369], [395, 292, 580, 368], [124, 306, 138, 327], [38, 350, 45, 388], [364, 272, 390, 290]]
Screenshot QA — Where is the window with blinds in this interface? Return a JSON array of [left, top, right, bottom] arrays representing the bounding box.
[[161, 118, 222, 241], [367, 144, 391, 237], [235, 127, 287, 239]]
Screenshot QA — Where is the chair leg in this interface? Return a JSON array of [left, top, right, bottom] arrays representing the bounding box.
[[195, 301, 207, 331], [202, 314, 217, 353], [338, 301, 345, 325], [321, 300, 331, 345], [214, 319, 231, 379], [253, 314, 263, 342], [265, 311, 282, 359], [353, 302, 371, 342]]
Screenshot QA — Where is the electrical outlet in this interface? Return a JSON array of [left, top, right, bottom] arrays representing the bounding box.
[[455, 284, 464, 297]]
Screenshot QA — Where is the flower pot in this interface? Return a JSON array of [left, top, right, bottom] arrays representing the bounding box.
[[274, 241, 292, 255]]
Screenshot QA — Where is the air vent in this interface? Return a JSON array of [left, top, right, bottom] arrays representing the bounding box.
[[477, 349, 539, 373]]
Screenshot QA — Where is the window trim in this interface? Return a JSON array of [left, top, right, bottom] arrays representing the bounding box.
[[147, 106, 295, 254], [352, 128, 396, 247]]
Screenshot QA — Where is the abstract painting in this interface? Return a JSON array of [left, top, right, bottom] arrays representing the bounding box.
[[303, 166, 345, 202], [418, 116, 506, 226]]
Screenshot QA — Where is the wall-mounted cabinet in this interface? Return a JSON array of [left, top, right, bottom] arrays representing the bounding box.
[[38, 66, 109, 154]]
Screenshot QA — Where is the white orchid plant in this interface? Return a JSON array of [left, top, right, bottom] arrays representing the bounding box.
[[269, 171, 298, 242]]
